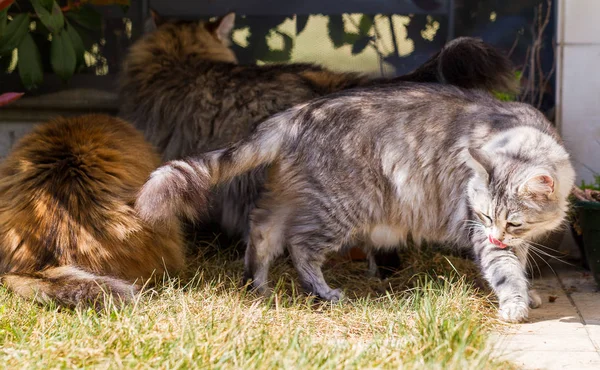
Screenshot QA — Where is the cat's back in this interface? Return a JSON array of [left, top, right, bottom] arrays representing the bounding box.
[[0, 115, 164, 274], [119, 21, 366, 157], [1, 114, 160, 196], [291, 82, 549, 138], [286, 83, 557, 168], [121, 37, 341, 114], [288, 83, 494, 137]]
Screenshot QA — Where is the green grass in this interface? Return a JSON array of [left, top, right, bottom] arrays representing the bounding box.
[[580, 175, 600, 191], [0, 245, 514, 369]]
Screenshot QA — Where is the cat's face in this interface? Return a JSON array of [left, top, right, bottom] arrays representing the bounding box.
[[146, 11, 237, 63], [466, 148, 566, 249]]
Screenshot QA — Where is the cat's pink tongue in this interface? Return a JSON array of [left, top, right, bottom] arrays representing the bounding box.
[[488, 235, 507, 249]]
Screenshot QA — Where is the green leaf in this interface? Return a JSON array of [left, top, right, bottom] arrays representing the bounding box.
[[358, 15, 373, 35], [343, 32, 361, 45], [0, 13, 29, 55], [277, 31, 293, 54], [69, 21, 95, 49], [65, 5, 101, 31], [351, 35, 372, 55], [17, 33, 43, 90], [39, 0, 54, 10], [65, 21, 84, 68], [31, 0, 64, 34], [262, 31, 293, 62], [327, 15, 345, 48], [493, 71, 522, 102], [0, 8, 7, 39], [50, 30, 76, 81], [0, 54, 11, 72], [296, 15, 309, 34]]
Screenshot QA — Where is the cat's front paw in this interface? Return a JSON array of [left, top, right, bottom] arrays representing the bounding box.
[[529, 289, 542, 309], [499, 300, 529, 323]]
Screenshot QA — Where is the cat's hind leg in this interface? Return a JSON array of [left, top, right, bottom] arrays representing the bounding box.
[[288, 241, 343, 302], [243, 200, 289, 295], [287, 216, 347, 301]]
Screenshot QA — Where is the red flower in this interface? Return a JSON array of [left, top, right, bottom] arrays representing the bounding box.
[[0, 92, 24, 107], [0, 0, 14, 12]]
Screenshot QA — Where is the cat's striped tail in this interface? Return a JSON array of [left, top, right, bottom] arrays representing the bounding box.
[[1, 266, 138, 310], [135, 110, 298, 225]]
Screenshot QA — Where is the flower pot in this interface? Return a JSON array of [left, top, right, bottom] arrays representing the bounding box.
[[573, 200, 600, 287], [571, 221, 589, 270]]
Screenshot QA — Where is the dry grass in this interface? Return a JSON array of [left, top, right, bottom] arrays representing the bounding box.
[[0, 241, 515, 369]]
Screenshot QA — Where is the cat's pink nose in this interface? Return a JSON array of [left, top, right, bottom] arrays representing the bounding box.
[[488, 235, 507, 249]]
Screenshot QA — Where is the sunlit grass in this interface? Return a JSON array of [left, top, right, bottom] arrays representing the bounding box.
[[0, 244, 514, 369]]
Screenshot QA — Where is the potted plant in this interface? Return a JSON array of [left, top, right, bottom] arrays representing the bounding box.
[[1, 0, 129, 91], [570, 176, 600, 286]]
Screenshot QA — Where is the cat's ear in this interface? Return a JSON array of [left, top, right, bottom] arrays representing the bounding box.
[[145, 9, 164, 32], [151, 9, 165, 27], [213, 12, 236, 41], [466, 148, 492, 181], [519, 173, 555, 198]]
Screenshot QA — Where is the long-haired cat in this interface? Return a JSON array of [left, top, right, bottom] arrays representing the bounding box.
[[0, 115, 185, 309], [119, 12, 519, 244], [135, 84, 575, 322]]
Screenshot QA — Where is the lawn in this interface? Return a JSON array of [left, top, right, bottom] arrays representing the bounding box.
[[0, 243, 515, 369]]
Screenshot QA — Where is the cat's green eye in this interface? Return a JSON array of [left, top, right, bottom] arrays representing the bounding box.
[[507, 222, 522, 228]]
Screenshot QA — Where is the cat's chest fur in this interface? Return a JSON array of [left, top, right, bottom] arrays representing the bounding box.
[[366, 224, 406, 247]]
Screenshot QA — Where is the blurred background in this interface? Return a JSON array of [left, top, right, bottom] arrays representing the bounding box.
[[0, 1, 555, 108], [0, 0, 598, 186]]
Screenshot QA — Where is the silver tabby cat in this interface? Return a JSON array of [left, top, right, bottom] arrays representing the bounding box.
[[136, 83, 575, 322], [120, 12, 518, 244]]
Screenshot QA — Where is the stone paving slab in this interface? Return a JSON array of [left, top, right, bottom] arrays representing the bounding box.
[[492, 263, 600, 370], [505, 350, 600, 370]]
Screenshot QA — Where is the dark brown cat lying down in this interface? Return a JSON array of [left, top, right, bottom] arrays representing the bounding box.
[[0, 115, 185, 309], [119, 12, 519, 275]]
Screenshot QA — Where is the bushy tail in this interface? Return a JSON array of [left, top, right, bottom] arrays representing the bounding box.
[[393, 37, 519, 94], [135, 111, 296, 225], [1, 266, 138, 310]]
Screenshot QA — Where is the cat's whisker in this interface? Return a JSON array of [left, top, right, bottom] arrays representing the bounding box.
[[528, 248, 556, 275], [527, 248, 543, 278], [520, 240, 574, 267], [525, 238, 566, 253]]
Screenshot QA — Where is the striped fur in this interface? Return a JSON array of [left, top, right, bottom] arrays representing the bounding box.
[[120, 13, 519, 245], [0, 115, 185, 309], [136, 84, 574, 322]]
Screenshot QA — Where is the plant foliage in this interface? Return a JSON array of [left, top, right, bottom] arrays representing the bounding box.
[[0, 0, 128, 89]]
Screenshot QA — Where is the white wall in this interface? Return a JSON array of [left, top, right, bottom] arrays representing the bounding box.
[[0, 89, 118, 159], [557, 0, 600, 185], [0, 122, 38, 160]]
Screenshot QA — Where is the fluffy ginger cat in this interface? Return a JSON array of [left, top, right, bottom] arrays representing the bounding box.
[[0, 115, 185, 309]]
